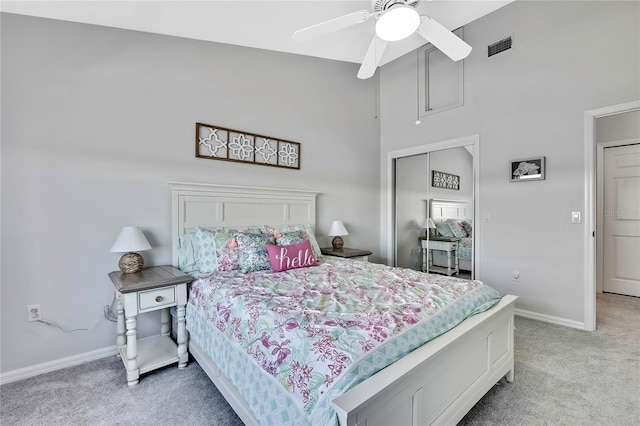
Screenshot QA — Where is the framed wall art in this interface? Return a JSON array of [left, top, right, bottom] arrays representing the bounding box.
[[196, 122, 300, 170], [432, 170, 460, 190], [510, 156, 545, 182]]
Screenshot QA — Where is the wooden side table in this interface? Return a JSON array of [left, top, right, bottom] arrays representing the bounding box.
[[108, 265, 193, 386], [321, 247, 372, 262]]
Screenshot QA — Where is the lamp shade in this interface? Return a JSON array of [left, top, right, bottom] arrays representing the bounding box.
[[328, 221, 348, 251], [375, 5, 421, 42], [110, 226, 152, 253], [421, 218, 436, 229], [328, 221, 349, 237]]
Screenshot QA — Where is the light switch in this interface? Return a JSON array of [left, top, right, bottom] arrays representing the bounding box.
[[572, 212, 581, 223]]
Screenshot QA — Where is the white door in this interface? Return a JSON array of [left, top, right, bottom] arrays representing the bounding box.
[[603, 143, 640, 296]]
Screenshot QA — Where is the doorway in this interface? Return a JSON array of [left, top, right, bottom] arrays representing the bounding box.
[[585, 101, 640, 331], [599, 142, 640, 297]]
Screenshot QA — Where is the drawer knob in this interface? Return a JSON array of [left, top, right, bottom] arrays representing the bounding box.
[[155, 296, 163, 302]]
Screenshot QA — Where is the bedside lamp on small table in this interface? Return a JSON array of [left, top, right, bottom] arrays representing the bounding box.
[[328, 220, 349, 251], [110, 226, 152, 273]]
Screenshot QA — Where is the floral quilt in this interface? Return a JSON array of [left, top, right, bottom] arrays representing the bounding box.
[[187, 257, 501, 425]]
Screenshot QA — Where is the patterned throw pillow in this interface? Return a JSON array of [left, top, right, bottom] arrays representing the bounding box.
[[195, 227, 261, 273], [446, 219, 468, 238], [275, 230, 306, 246], [461, 220, 473, 237], [195, 227, 220, 274], [265, 240, 318, 272], [262, 224, 323, 258], [211, 229, 244, 272], [236, 232, 276, 273], [435, 221, 454, 238]]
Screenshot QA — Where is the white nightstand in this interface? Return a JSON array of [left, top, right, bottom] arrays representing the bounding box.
[[420, 238, 460, 276], [108, 265, 192, 386], [321, 247, 372, 262]]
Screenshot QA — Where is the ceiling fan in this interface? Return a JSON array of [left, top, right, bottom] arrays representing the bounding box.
[[292, 0, 472, 79]]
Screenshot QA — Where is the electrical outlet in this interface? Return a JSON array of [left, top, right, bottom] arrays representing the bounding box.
[[512, 271, 520, 281], [27, 304, 41, 322]]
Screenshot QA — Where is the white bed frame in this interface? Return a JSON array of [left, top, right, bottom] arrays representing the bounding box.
[[170, 182, 517, 426], [430, 199, 473, 272]]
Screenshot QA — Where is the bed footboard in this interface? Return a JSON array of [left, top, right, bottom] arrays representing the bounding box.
[[331, 295, 517, 426], [190, 295, 516, 426]]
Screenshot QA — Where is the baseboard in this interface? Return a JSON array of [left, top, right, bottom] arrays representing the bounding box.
[[0, 345, 118, 385], [515, 308, 585, 330]]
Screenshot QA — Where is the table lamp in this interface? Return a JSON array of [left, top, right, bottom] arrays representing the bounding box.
[[421, 218, 436, 238], [110, 226, 152, 273], [328, 220, 348, 250]]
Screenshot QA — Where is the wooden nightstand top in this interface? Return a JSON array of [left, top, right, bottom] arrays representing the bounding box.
[[108, 265, 192, 293], [321, 247, 372, 258]]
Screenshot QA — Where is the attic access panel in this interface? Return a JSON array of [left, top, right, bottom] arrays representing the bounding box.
[[418, 27, 465, 117]]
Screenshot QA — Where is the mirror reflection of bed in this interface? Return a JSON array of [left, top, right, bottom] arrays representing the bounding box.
[[429, 199, 473, 279]]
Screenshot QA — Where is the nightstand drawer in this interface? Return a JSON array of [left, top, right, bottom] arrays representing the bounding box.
[[138, 287, 175, 311]]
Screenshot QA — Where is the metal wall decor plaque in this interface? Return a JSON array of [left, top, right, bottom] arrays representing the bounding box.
[[196, 122, 300, 170]]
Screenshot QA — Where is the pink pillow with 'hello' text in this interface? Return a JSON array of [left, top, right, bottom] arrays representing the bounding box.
[[265, 240, 318, 272]]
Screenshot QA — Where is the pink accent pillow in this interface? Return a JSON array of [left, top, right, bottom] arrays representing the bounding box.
[[265, 240, 318, 272]]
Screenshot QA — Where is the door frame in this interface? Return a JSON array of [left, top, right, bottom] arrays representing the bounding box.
[[584, 100, 640, 331], [386, 134, 480, 277]]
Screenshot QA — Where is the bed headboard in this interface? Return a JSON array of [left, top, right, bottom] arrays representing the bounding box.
[[429, 199, 471, 222], [169, 182, 318, 267]]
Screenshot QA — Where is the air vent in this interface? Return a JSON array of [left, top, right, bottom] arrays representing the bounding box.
[[488, 36, 512, 57]]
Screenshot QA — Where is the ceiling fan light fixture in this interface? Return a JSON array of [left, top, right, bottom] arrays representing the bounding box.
[[375, 5, 421, 42]]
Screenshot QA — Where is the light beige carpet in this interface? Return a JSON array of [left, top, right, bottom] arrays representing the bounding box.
[[2, 293, 638, 425], [460, 292, 640, 425]]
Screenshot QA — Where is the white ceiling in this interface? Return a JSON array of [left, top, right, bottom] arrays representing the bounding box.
[[0, 0, 513, 67]]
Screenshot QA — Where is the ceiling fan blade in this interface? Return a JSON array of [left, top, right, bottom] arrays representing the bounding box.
[[357, 37, 389, 79], [292, 10, 372, 42], [417, 16, 472, 61]]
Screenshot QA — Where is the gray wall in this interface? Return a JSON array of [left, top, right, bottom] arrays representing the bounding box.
[[0, 13, 380, 372], [379, 1, 639, 325]]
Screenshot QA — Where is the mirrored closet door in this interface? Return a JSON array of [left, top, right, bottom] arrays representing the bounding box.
[[393, 144, 475, 279]]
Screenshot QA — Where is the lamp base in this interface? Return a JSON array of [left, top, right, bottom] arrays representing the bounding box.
[[425, 229, 435, 238], [331, 236, 344, 250], [119, 252, 144, 274]]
